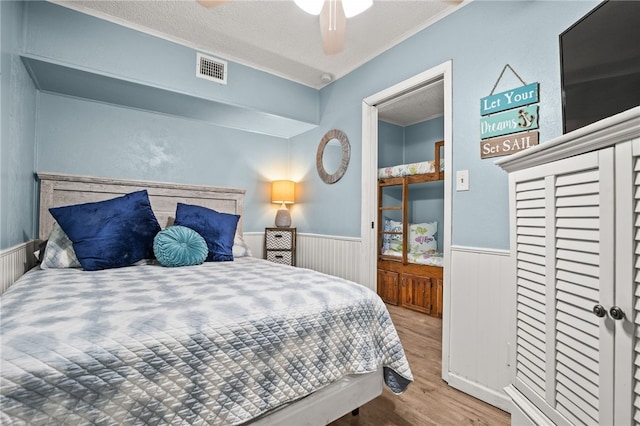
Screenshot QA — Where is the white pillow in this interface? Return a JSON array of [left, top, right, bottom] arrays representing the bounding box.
[[382, 219, 403, 252], [40, 222, 81, 269], [232, 234, 253, 257], [408, 221, 438, 253]]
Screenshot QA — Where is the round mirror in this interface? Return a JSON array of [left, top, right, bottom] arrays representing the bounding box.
[[322, 139, 343, 175], [316, 129, 350, 184]]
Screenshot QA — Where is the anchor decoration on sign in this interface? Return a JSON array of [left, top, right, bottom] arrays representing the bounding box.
[[518, 108, 535, 129], [479, 64, 540, 159]]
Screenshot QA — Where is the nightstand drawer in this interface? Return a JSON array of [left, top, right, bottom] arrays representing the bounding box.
[[265, 229, 294, 249], [266, 250, 294, 265], [264, 227, 296, 266]]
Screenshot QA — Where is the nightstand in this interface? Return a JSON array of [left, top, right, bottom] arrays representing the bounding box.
[[264, 227, 296, 266]]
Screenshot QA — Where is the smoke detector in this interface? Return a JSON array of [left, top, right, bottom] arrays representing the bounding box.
[[321, 73, 333, 84]]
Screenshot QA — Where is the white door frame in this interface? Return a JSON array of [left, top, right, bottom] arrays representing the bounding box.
[[360, 60, 453, 382]]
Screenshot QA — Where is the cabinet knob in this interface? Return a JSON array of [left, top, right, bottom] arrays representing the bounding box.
[[593, 304, 606, 318], [609, 306, 625, 321]]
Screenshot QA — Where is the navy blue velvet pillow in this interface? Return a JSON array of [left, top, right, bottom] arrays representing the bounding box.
[[49, 190, 161, 271], [174, 203, 240, 262]]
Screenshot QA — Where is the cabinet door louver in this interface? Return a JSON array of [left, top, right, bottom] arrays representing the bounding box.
[[554, 167, 604, 426], [514, 177, 548, 398]]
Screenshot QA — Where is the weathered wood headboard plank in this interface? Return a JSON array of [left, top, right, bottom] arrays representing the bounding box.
[[37, 172, 246, 240]]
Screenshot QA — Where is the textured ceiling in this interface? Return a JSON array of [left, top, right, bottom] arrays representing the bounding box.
[[378, 79, 444, 126], [51, 0, 462, 124]]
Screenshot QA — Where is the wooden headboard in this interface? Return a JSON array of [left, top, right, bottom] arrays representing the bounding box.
[[37, 172, 246, 240]]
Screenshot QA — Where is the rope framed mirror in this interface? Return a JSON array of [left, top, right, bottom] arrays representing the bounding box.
[[316, 129, 351, 184]]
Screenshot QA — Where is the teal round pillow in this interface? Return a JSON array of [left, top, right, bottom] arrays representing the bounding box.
[[153, 226, 208, 267]]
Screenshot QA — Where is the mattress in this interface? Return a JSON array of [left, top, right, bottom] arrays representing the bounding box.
[[378, 159, 444, 179], [0, 258, 412, 425], [381, 249, 443, 267]]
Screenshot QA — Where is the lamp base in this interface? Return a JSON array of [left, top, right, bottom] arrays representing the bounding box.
[[275, 207, 291, 228]]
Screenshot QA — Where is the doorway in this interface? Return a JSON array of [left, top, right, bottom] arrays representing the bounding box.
[[360, 61, 452, 382]]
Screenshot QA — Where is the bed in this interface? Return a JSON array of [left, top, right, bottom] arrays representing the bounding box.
[[377, 158, 445, 179], [377, 141, 444, 317], [0, 172, 413, 425]]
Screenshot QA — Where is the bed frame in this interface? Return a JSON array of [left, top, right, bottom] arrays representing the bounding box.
[[37, 172, 246, 239], [36, 172, 383, 426]]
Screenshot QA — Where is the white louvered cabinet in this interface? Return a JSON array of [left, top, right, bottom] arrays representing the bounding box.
[[496, 107, 640, 426]]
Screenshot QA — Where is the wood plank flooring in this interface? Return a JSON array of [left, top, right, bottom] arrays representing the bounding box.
[[330, 305, 511, 426]]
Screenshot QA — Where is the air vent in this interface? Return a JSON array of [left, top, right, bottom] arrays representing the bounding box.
[[196, 53, 227, 84]]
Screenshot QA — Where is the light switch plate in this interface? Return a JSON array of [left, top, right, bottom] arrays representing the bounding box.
[[456, 170, 469, 191]]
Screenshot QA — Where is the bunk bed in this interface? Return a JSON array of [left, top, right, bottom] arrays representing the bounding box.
[[377, 141, 444, 318]]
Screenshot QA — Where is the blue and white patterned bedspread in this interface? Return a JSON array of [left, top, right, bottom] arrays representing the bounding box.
[[0, 258, 412, 425]]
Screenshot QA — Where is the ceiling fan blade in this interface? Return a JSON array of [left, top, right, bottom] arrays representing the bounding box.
[[319, 0, 346, 55], [196, 0, 229, 8]]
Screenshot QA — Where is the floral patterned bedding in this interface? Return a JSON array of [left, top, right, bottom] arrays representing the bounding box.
[[378, 159, 444, 179], [378, 160, 434, 178]]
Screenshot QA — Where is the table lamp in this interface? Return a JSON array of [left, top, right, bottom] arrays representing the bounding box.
[[271, 180, 295, 227]]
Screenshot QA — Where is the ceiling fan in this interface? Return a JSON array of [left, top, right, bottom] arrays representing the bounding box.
[[196, 0, 372, 55]]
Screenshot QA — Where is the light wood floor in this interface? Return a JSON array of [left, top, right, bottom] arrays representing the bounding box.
[[330, 305, 511, 426]]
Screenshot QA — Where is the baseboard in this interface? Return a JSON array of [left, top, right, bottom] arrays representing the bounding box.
[[0, 240, 38, 295], [504, 385, 556, 426], [450, 245, 510, 257], [447, 373, 512, 413]]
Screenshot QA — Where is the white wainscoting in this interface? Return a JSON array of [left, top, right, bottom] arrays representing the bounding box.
[[243, 232, 265, 259], [446, 245, 514, 412], [244, 232, 362, 284], [0, 240, 38, 295]]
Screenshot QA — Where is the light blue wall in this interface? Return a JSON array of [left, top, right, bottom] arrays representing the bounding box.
[[0, 1, 38, 249], [289, 98, 362, 236], [297, 0, 599, 247], [378, 117, 445, 165], [0, 0, 601, 250], [0, 0, 323, 247], [23, 1, 318, 126], [378, 121, 403, 168], [35, 93, 288, 231], [405, 118, 444, 163]]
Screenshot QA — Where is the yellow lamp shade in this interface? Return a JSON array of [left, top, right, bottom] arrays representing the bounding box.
[[271, 180, 295, 204]]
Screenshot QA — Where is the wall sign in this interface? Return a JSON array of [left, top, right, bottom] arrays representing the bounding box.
[[481, 131, 539, 159], [480, 105, 539, 139], [480, 64, 540, 159], [480, 82, 539, 115]]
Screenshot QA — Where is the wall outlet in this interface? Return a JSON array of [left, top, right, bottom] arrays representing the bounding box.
[[456, 170, 469, 191]]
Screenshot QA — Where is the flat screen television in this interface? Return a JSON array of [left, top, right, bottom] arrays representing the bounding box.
[[560, 0, 640, 133]]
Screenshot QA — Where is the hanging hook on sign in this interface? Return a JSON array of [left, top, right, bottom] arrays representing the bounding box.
[[489, 64, 528, 96]]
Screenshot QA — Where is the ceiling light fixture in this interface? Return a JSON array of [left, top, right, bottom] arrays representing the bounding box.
[[294, 0, 372, 17], [295, 0, 372, 54]]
